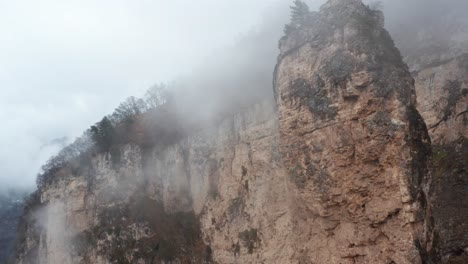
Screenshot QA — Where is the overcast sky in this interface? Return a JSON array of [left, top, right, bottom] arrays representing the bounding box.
[[0, 0, 301, 191], [1, 0, 465, 192]]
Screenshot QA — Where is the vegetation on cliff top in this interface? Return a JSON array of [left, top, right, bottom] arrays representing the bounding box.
[[35, 84, 181, 189], [284, 0, 312, 35]]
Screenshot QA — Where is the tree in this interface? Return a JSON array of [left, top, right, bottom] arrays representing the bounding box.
[[145, 83, 171, 109], [285, 0, 311, 34], [291, 0, 310, 26], [35, 132, 93, 189], [90, 117, 115, 151], [111, 96, 147, 124]]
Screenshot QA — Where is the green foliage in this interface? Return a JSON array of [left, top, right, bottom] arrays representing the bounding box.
[[291, 0, 310, 25], [284, 0, 311, 34], [35, 82, 178, 189], [90, 117, 115, 152]]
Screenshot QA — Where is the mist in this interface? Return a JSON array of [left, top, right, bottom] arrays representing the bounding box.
[[0, 0, 291, 192], [376, 0, 468, 68], [1, 0, 468, 192]]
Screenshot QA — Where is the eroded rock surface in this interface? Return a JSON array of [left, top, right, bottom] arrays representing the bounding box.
[[274, 0, 430, 263], [413, 54, 468, 144], [402, 15, 468, 262], [15, 101, 293, 264]]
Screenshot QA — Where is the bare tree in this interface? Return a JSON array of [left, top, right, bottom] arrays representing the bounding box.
[[145, 83, 171, 109], [111, 96, 147, 123]]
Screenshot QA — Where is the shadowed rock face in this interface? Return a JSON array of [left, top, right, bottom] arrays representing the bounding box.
[[397, 7, 468, 262], [274, 0, 431, 263], [411, 43, 468, 264], [428, 141, 468, 264]]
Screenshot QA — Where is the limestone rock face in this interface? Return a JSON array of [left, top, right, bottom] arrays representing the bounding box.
[[404, 19, 468, 263], [412, 54, 468, 264], [274, 0, 430, 263], [15, 0, 468, 263], [413, 54, 468, 144], [145, 100, 293, 263], [15, 101, 293, 264]]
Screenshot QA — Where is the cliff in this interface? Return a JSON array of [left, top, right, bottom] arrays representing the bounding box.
[[15, 100, 291, 264], [14, 0, 467, 263], [411, 39, 468, 264], [274, 0, 430, 262]]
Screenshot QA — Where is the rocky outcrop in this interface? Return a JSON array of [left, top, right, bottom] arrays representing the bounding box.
[[413, 54, 468, 144], [411, 49, 468, 264], [274, 0, 431, 263], [14, 0, 467, 263], [398, 11, 468, 261]]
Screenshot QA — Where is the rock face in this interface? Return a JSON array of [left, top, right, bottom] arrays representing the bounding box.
[[411, 50, 468, 264], [413, 54, 468, 144], [398, 12, 468, 262], [15, 101, 294, 264], [273, 0, 430, 263], [14, 0, 467, 263]]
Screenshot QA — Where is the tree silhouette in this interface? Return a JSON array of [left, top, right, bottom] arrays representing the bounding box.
[[111, 96, 147, 124], [291, 0, 310, 25], [285, 0, 311, 34], [90, 117, 115, 152], [145, 83, 171, 109]]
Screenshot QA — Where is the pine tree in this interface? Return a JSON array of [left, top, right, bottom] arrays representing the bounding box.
[[90, 117, 115, 151], [291, 0, 310, 26], [285, 0, 311, 34]]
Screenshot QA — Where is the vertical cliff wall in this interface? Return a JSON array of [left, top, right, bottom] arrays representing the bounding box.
[[273, 0, 431, 263], [398, 11, 468, 261], [413, 55, 467, 144], [15, 100, 295, 264], [14, 0, 467, 263], [412, 52, 468, 264]]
